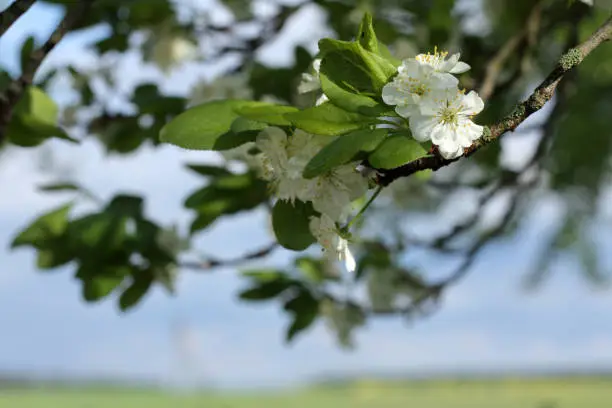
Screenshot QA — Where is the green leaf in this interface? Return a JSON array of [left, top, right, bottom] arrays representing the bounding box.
[[272, 200, 317, 251], [284, 290, 319, 342], [319, 73, 388, 117], [356, 241, 393, 279], [82, 268, 128, 302], [153, 266, 177, 294], [119, 274, 153, 311], [0, 70, 11, 92], [230, 116, 267, 134], [303, 128, 387, 179], [238, 279, 294, 301], [186, 173, 268, 234], [234, 104, 299, 126], [368, 134, 427, 169], [68, 213, 128, 254], [36, 240, 75, 269], [133, 219, 175, 265], [12, 203, 72, 249], [106, 195, 144, 218], [7, 87, 76, 147], [20, 36, 35, 73], [185, 164, 232, 178], [38, 182, 80, 193], [284, 103, 373, 136], [318, 38, 396, 96], [159, 99, 268, 150], [294, 257, 330, 283], [38, 181, 99, 201], [212, 116, 266, 150], [356, 12, 379, 53], [241, 269, 288, 282]]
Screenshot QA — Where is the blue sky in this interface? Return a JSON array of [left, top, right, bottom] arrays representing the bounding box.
[[1, 0, 612, 391]]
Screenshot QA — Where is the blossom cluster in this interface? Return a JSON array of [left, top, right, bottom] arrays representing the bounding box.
[[245, 48, 485, 273], [255, 127, 369, 272], [382, 48, 485, 159]]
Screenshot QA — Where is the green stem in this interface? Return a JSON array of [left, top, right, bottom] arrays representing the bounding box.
[[346, 186, 384, 229]]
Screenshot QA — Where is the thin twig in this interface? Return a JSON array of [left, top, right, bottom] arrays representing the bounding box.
[[0, 1, 94, 142], [180, 242, 279, 271], [478, 1, 543, 100], [376, 15, 612, 187], [441, 180, 535, 287], [0, 0, 35, 37], [432, 181, 503, 248], [426, 177, 495, 191]]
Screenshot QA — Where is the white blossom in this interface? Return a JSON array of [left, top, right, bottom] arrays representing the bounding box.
[[309, 164, 369, 222], [255, 128, 324, 203], [382, 58, 457, 118], [255, 127, 368, 216], [415, 48, 471, 75], [410, 88, 485, 159], [298, 59, 322, 93], [219, 142, 266, 174], [297, 58, 329, 106], [146, 34, 197, 73], [309, 214, 356, 273]]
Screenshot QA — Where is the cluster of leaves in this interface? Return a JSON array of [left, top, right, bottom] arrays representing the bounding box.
[[160, 14, 430, 251], [238, 260, 332, 342], [3, 0, 612, 347], [11, 193, 182, 310], [184, 164, 269, 234], [238, 240, 430, 343]]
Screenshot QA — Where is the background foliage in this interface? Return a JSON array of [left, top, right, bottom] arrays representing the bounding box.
[[2, 0, 612, 347]]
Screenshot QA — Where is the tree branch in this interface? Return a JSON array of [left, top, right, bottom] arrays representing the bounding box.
[[478, 0, 543, 101], [376, 15, 612, 187], [0, 0, 94, 143], [0, 0, 35, 37], [180, 242, 279, 271]]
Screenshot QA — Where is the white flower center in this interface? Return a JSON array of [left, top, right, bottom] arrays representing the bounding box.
[[399, 76, 429, 96], [439, 105, 459, 126], [434, 91, 470, 128], [415, 46, 449, 71]]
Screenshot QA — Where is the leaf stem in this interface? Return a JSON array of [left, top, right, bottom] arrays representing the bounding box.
[[346, 185, 383, 229]]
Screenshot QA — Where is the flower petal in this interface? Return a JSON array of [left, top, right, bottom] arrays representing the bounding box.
[[438, 143, 463, 159], [342, 243, 356, 273], [436, 134, 463, 159], [457, 118, 484, 145], [440, 53, 460, 72], [417, 92, 443, 116], [313, 187, 351, 222], [297, 73, 321, 93], [431, 72, 459, 89], [382, 81, 411, 105], [256, 127, 288, 168], [429, 123, 450, 146], [459, 91, 485, 116], [449, 61, 471, 74], [409, 114, 439, 142], [395, 103, 419, 118], [399, 59, 422, 77], [315, 94, 329, 106], [308, 214, 336, 251]]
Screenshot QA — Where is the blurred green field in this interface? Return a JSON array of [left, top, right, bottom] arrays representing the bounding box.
[[1, 378, 612, 408]]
